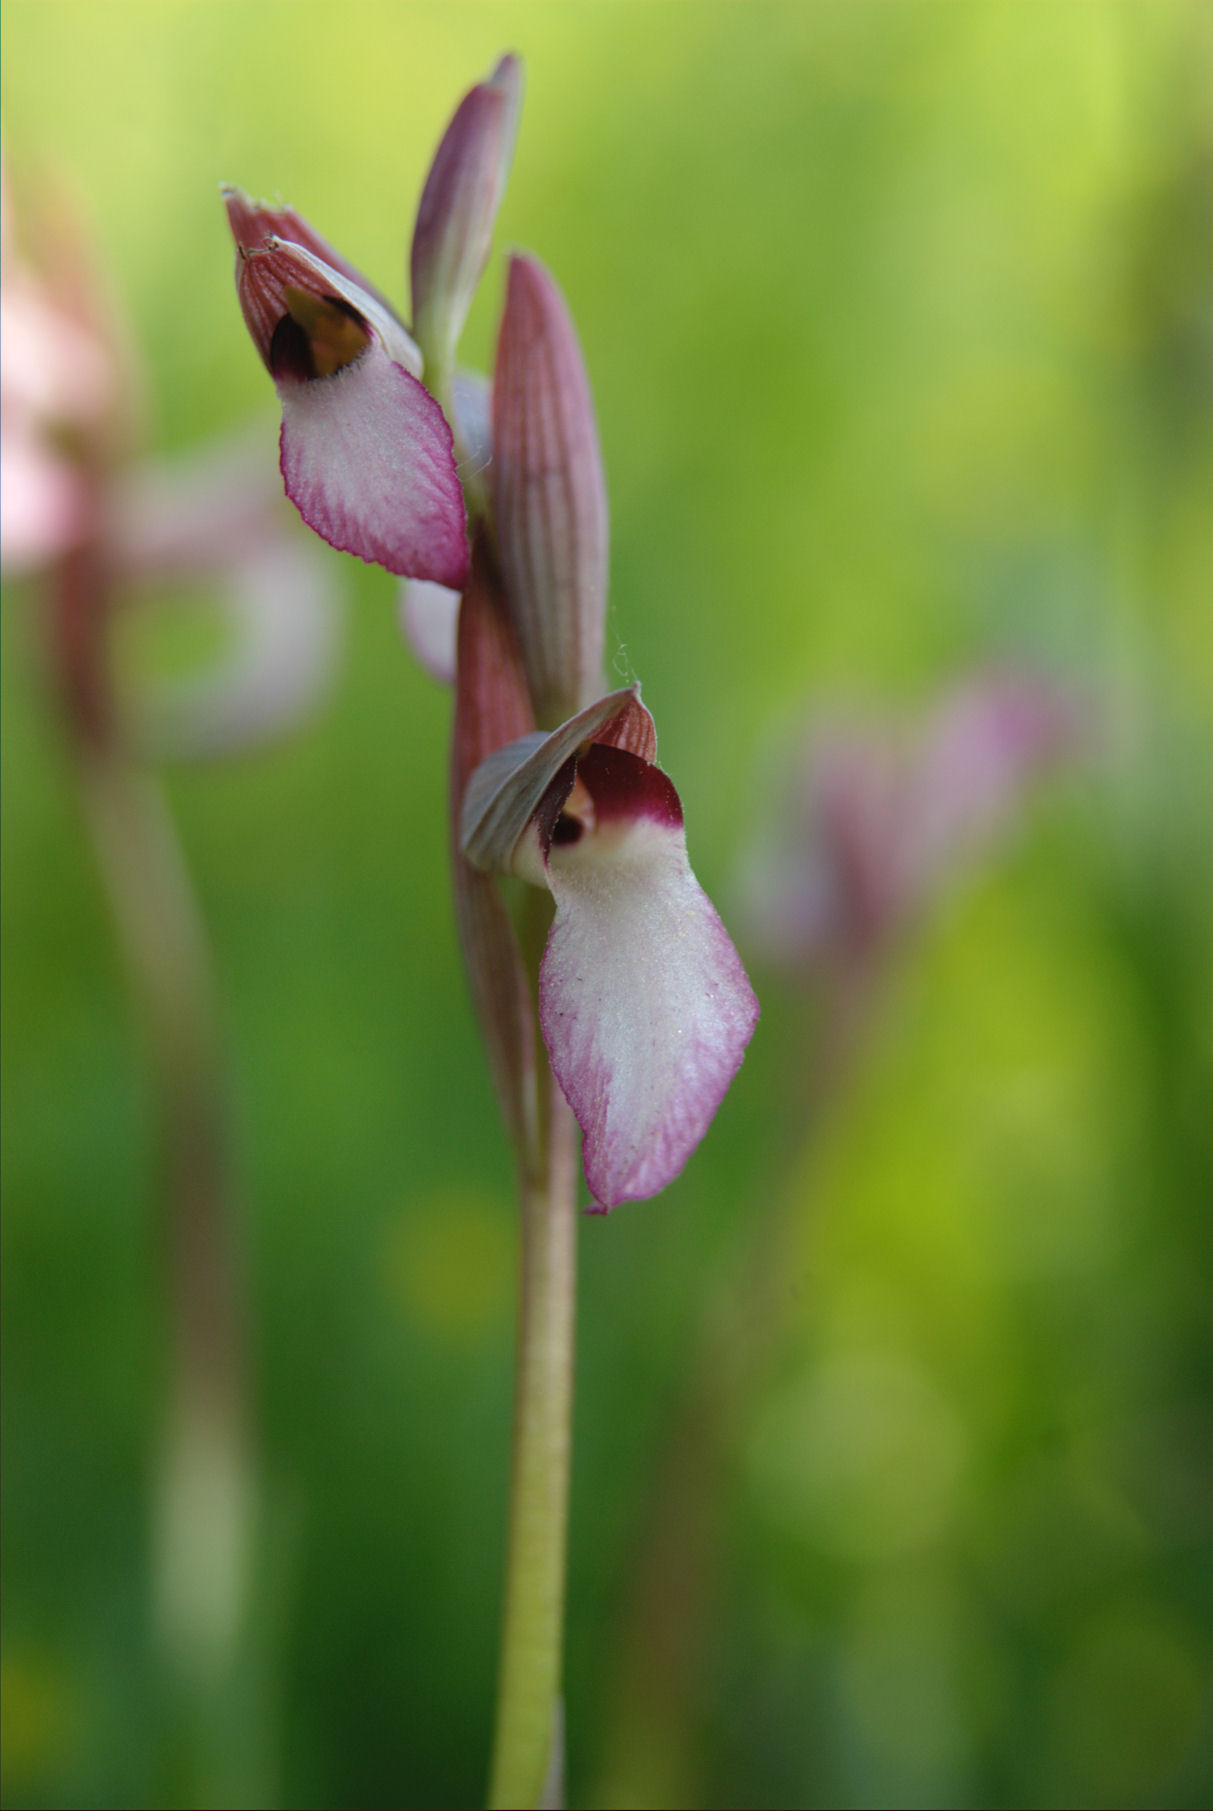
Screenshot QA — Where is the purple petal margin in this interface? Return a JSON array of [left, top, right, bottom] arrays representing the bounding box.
[[279, 346, 468, 586]]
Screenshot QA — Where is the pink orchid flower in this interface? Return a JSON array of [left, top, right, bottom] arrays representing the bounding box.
[[458, 636, 759, 1208], [222, 56, 523, 594], [223, 188, 469, 588]]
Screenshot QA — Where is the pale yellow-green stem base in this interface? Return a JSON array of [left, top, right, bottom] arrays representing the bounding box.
[[488, 1070, 578, 1811]]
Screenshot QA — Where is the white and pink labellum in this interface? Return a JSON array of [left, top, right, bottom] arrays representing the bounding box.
[[223, 191, 468, 588], [542, 744, 758, 1208], [277, 346, 467, 586], [462, 700, 758, 1209]]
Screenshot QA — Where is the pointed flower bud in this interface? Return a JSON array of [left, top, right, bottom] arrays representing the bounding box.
[[223, 188, 468, 588], [492, 254, 608, 727], [411, 54, 522, 391]]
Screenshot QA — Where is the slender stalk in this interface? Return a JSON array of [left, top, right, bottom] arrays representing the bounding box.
[[49, 476, 257, 1803], [488, 1058, 579, 1811], [77, 744, 256, 1801]]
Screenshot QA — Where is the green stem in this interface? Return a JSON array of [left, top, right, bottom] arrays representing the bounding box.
[[488, 1060, 579, 1811]]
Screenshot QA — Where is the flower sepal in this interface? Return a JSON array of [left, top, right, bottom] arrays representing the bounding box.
[[460, 686, 650, 874]]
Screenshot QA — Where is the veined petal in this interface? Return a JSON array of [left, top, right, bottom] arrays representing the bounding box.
[[221, 185, 400, 321], [492, 253, 607, 725], [234, 232, 422, 379], [279, 343, 468, 585], [594, 694, 658, 763], [460, 686, 646, 873], [539, 744, 759, 1209]]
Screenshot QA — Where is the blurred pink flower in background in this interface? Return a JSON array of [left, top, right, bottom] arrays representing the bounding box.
[[111, 432, 340, 759], [740, 673, 1086, 979], [1, 155, 340, 757], [0, 159, 118, 574]]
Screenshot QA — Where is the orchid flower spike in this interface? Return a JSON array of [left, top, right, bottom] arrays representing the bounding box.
[[221, 65, 757, 1210], [455, 253, 758, 1210], [223, 187, 468, 588]]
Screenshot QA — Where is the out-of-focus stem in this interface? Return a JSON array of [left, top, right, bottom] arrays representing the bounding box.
[[81, 742, 257, 1805], [594, 963, 875, 1809], [488, 1049, 579, 1811], [58, 515, 254, 1801], [78, 747, 252, 1690]]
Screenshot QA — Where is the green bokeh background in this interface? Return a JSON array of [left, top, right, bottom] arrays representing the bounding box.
[[3, 4, 1211, 1807]]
